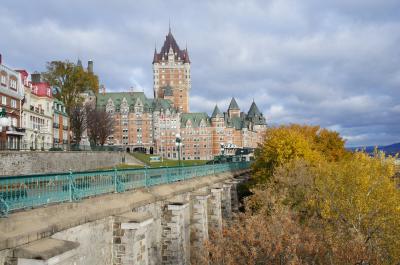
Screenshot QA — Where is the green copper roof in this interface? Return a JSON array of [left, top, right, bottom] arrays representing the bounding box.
[[151, 98, 175, 112], [247, 101, 261, 117], [162, 85, 174, 97], [228, 116, 243, 130], [181, 112, 211, 128], [211, 105, 222, 118], [228, 97, 240, 110]]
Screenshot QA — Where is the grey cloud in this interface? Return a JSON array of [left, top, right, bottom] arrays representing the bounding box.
[[0, 0, 399, 146]]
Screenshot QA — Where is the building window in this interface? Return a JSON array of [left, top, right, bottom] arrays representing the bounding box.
[[1, 96, 6, 105], [0, 73, 6, 86], [9, 77, 17, 91], [11, 99, 16, 108]]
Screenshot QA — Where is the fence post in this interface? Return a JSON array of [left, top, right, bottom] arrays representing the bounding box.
[[144, 166, 148, 187], [113, 167, 118, 193], [68, 169, 73, 202]]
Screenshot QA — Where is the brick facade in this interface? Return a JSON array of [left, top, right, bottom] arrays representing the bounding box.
[[94, 28, 267, 160]]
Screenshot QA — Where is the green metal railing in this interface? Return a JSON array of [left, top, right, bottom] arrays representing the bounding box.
[[0, 162, 250, 216]]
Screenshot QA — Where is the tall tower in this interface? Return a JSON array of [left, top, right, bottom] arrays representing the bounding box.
[[152, 27, 191, 113]]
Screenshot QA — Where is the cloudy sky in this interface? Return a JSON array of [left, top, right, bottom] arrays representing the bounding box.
[[1, 0, 399, 146]]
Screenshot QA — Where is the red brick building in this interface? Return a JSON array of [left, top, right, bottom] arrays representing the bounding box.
[[152, 27, 191, 113], [94, 28, 267, 160]]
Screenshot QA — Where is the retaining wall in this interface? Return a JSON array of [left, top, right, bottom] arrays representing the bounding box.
[[0, 151, 142, 176]]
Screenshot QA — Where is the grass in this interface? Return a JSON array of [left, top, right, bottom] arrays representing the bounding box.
[[96, 163, 145, 171], [130, 152, 209, 168], [96, 152, 211, 171]]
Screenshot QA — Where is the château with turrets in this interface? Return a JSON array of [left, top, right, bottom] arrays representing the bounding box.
[[96, 27, 267, 160]]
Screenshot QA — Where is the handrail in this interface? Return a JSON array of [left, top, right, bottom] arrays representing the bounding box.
[[0, 162, 250, 216]]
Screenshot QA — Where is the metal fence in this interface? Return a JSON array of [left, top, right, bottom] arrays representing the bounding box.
[[0, 162, 250, 216]]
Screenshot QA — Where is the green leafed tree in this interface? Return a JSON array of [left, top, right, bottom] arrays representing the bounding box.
[[42, 60, 99, 114]]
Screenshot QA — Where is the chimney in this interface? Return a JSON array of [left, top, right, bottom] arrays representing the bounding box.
[[87, 60, 93, 73], [31, 72, 41, 83], [0, 53, 2, 65]]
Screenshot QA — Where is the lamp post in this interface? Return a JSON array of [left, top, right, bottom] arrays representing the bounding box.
[[0, 108, 9, 128], [0, 109, 9, 150], [34, 128, 39, 151], [175, 133, 182, 167], [220, 142, 225, 163]]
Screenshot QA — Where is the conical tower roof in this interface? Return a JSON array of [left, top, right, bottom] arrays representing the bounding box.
[[211, 105, 222, 118], [153, 26, 189, 64], [77, 58, 83, 68], [152, 47, 159, 64], [248, 101, 261, 117], [228, 97, 240, 110]]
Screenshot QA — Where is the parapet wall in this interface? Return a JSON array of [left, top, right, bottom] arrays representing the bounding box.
[[0, 169, 249, 265], [0, 151, 142, 176]]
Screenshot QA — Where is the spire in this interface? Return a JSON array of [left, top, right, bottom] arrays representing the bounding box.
[[168, 19, 171, 34], [248, 101, 261, 117], [211, 105, 222, 118], [184, 46, 190, 63], [77, 58, 83, 68], [153, 46, 158, 64], [228, 97, 240, 110]]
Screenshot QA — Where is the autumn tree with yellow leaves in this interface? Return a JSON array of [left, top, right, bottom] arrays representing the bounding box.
[[201, 125, 400, 265]]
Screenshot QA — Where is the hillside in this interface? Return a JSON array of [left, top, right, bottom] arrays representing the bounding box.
[[348, 142, 400, 156]]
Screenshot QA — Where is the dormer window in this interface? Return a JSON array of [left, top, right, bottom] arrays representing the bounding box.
[[0, 72, 7, 86], [9, 76, 17, 91]]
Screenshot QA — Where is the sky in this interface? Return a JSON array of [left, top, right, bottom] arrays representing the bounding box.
[[1, 0, 399, 147]]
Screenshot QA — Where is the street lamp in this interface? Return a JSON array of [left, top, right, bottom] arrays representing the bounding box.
[[34, 128, 38, 151], [0, 108, 9, 128], [0, 117, 9, 128], [175, 133, 182, 167], [220, 143, 225, 163]]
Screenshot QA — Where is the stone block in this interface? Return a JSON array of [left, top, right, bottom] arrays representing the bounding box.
[[12, 238, 79, 265]]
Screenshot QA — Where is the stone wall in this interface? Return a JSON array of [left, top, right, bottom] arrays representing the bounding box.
[[0, 151, 142, 176], [0, 170, 249, 265], [52, 217, 114, 265]]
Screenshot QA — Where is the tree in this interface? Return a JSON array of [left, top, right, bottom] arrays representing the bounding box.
[[252, 125, 320, 183], [315, 152, 400, 263], [206, 124, 400, 264], [42, 60, 99, 114], [252, 124, 348, 183], [69, 104, 87, 146], [87, 108, 114, 146]]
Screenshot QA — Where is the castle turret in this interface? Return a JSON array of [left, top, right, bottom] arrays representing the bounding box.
[[153, 26, 191, 113], [228, 97, 240, 118]]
